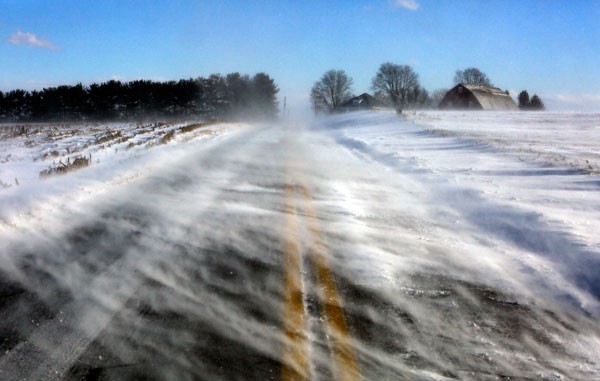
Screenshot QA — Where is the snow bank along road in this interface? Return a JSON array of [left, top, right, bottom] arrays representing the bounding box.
[[0, 111, 599, 380]]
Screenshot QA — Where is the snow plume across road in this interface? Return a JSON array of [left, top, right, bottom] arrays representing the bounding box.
[[0, 111, 599, 379]]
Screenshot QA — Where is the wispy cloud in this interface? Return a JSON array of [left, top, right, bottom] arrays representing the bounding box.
[[552, 93, 600, 103], [392, 0, 420, 11], [6, 30, 59, 50], [542, 93, 600, 111]]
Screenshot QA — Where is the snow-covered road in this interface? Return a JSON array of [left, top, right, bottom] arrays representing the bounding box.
[[0, 111, 599, 380]]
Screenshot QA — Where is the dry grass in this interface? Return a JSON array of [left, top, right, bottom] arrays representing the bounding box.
[[23, 120, 221, 178], [40, 155, 91, 178], [152, 121, 215, 147], [0, 125, 29, 139], [178, 123, 206, 134], [0, 178, 12, 189], [41, 150, 62, 160], [95, 131, 123, 145], [160, 130, 176, 145]]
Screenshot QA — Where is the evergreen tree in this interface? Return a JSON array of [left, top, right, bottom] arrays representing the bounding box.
[[200, 74, 229, 116], [225, 73, 252, 115], [251, 73, 279, 119], [530, 94, 545, 110], [0, 91, 4, 118], [518, 90, 545, 111], [5, 90, 29, 120], [518, 90, 530, 109], [0, 72, 280, 121]]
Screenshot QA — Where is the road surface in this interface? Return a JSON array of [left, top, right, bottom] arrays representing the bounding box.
[[1, 112, 599, 380]]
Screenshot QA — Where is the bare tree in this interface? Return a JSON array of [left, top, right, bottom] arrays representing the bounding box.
[[371, 63, 420, 109], [453, 67, 492, 86], [310, 89, 325, 113], [310, 70, 353, 112], [430, 88, 448, 108], [405, 85, 429, 109]]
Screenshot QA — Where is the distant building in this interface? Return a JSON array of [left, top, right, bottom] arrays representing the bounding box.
[[337, 93, 389, 112], [438, 84, 517, 110]]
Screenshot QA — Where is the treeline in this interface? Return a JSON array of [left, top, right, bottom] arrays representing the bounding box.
[[518, 90, 545, 110], [310, 65, 433, 113], [0, 72, 279, 121], [311, 65, 544, 112]]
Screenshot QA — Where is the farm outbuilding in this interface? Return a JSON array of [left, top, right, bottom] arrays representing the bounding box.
[[337, 93, 388, 112], [438, 84, 518, 110]]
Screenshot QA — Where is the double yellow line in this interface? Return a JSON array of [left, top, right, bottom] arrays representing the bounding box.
[[282, 180, 360, 381], [282, 183, 310, 380]]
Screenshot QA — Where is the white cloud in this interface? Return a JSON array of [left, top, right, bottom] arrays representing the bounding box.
[[552, 93, 600, 103], [393, 0, 420, 11], [6, 30, 59, 50]]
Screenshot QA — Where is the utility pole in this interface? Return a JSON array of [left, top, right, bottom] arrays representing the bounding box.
[[283, 96, 287, 116]]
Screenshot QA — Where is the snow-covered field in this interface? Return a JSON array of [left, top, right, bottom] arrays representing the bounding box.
[[0, 110, 599, 380], [408, 111, 600, 174], [0, 120, 228, 220], [323, 110, 600, 310]]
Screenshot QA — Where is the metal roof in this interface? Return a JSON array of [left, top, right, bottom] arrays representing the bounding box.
[[339, 93, 388, 109], [459, 84, 518, 110]]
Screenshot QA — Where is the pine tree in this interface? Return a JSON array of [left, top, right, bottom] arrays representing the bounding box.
[[518, 90, 530, 109], [530, 94, 545, 110]]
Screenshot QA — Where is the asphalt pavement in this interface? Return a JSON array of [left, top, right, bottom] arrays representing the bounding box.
[[0, 120, 598, 380]]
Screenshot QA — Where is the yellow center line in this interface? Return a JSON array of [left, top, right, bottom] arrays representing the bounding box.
[[281, 183, 310, 381], [299, 185, 361, 381]]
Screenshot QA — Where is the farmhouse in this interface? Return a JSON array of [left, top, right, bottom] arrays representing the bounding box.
[[438, 84, 518, 110], [337, 93, 388, 112]]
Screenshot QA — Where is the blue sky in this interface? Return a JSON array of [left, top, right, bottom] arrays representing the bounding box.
[[1, 0, 599, 111]]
